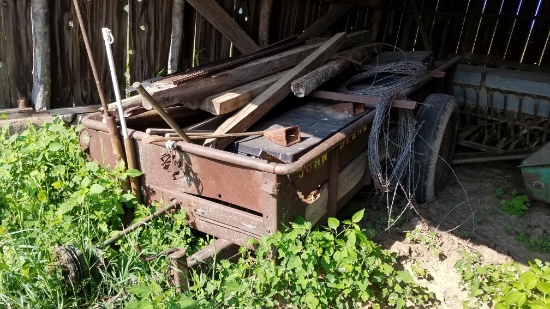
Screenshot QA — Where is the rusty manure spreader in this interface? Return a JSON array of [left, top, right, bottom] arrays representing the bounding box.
[[61, 37, 462, 288]]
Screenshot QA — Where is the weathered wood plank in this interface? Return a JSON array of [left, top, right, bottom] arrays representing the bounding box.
[[2, 105, 100, 119], [0, 1, 32, 108], [186, 0, 260, 53], [104, 41, 324, 113], [297, 3, 354, 40], [168, 0, 185, 74], [291, 42, 381, 98], [208, 32, 347, 149], [129, 0, 173, 82], [31, 0, 51, 110], [50, 0, 127, 108], [258, 0, 274, 47], [199, 72, 285, 115]]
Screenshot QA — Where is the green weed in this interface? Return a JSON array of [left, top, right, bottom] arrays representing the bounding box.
[[496, 188, 530, 216], [455, 249, 550, 308]]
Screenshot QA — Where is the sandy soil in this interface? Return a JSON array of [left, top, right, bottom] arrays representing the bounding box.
[[341, 160, 550, 308]]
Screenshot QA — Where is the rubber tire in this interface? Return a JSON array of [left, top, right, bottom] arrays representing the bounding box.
[[414, 94, 459, 204]]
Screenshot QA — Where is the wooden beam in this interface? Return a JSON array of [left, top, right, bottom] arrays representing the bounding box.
[[297, 3, 354, 40], [198, 71, 285, 115], [168, 0, 185, 74], [186, 0, 260, 53], [291, 42, 381, 97], [409, 0, 431, 50], [132, 42, 324, 111], [207, 32, 347, 149], [258, 0, 273, 47], [2, 105, 100, 119], [31, 0, 51, 110]]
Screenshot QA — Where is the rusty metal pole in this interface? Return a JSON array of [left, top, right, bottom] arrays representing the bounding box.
[[169, 248, 189, 293], [71, 0, 129, 190], [133, 82, 193, 143]]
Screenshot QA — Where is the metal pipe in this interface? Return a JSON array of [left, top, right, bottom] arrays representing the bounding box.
[[102, 28, 128, 138], [82, 110, 376, 175], [133, 82, 193, 143], [102, 28, 141, 201], [102, 201, 179, 248]]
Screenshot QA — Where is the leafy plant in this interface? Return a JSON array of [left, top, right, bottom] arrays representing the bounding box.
[[405, 228, 442, 257], [455, 249, 550, 308], [0, 120, 197, 308], [517, 231, 550, 253], [498, 191, 530, 216]]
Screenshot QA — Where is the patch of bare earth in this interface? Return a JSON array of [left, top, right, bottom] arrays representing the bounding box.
[[341, 161, 550, 308]]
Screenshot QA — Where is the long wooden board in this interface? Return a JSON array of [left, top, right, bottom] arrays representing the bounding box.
[[207, 32, 347, 149], [186, 0, 259, 53], [104, 42, 324, 114], [198, 72, 285, 115]]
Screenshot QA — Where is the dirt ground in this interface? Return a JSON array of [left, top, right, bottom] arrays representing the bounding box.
[[341, 160, 550, 308]]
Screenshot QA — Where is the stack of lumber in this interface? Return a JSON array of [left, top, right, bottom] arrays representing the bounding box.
[[109, 1, 381, 151]]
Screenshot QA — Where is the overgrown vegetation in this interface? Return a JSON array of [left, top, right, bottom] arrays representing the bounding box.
[[0, 120, 436, 308], [455, 249, 550, 308]]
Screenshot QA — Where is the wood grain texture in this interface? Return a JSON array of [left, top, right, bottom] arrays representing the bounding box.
[[208, 32, 347, 149], [131, 42, 324, 111], [0, 1, 32, 108], [199, 72, 285, 115], [50, 0, 127, 108], [187, 0, 259, 53], [31, 0, 51, 110], [129, 0, 173, 83]]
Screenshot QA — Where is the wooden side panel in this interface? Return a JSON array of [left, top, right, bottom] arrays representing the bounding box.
[[0, 1, 32, 108]]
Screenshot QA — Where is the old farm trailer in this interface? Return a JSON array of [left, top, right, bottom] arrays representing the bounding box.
[[78, 48, 460, 251]]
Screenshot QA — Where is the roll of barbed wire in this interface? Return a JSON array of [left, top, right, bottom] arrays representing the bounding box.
[[339, 61, 427, 193]]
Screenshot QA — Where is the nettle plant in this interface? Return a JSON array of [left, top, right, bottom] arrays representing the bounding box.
[[161, 210, 437, 309], [455, 249, 550, 308]]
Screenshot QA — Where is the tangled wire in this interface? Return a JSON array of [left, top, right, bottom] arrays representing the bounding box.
[[339, 61, 428, 193]]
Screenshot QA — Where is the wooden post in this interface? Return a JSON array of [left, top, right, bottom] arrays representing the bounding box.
[[258, 0, 273, 47], [31, 0, 51, 111], [168, 0, 185, 74]]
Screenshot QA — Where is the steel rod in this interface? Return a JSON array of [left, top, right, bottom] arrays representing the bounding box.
[[102, 201, 179, 247], [133, 82, 193, 143]]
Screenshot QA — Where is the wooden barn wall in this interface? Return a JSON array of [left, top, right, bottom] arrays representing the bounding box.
[[49, 0, 128, 108], [0, 1, 33, 109], [0, 0, 548, 109], [378, 0, 550, 65]]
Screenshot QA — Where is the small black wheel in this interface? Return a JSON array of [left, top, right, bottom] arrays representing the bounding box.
[[414, 94, 459, 204]]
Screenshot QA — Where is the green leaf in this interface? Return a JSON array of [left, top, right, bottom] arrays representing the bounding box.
[[518, 270, 538, 290], [126, 168, 144, 178], [503, 291, 527, 307], [352, 209, 365, 223], [327, 218, 340, 230], [86, 161, 99, 172], [128, 284, 152, 297], [536, 281, 550, 294], [89, 184, 104, 195], [49, 143, 63, 152]]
